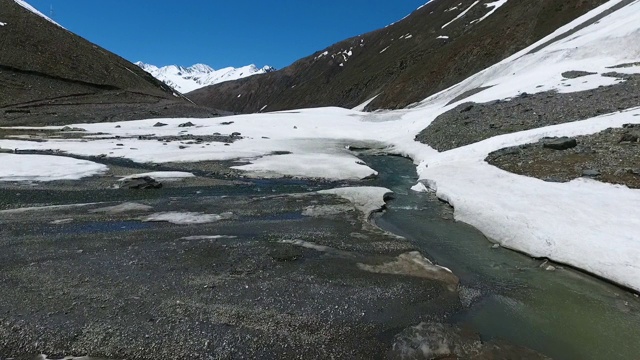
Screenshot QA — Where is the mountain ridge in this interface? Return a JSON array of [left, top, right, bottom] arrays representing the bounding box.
[[135, 62, 276, 93], [0, 0, 218, 126], [187, 0, 610, 113]]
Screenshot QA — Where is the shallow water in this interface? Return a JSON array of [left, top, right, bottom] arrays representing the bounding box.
[[364, 155, 640, 360]]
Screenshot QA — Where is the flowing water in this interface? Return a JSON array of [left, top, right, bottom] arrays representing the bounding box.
[[364, 155, 640, 360]]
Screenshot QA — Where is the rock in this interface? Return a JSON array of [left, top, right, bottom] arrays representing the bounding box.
[[60, 126, 85, 132], [231, 132, 242, 137], [491, 244, 500, 249], [582, 169, 601, 177], [619, 133, 639, 143], [121, 176, 162, 190], [542, 137, 578, 150], [153, 122, 168, 127], [115, 125, 121, 128], [220, 121, 234, 125], [545, 265, 557, 271], [460, 104, 474, 113], [561, 70, 596, 79], [178, 145, 187, 149], [178, 121, 195, 127]]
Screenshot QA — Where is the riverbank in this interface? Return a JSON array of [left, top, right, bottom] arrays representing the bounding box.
[[1, 155, 639, 359]]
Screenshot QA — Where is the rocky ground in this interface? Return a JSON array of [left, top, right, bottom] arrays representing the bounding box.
[[0, 175, 547, 359], [416, 72, 640, 151], [486, 124, 640, 188]]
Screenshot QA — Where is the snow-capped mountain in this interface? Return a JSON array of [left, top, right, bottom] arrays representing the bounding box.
[[135, 62, 275, 93]]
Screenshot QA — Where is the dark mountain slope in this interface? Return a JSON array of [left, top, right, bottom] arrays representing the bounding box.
[[188, 0, 609, 113], [0, 0, 217, 126]]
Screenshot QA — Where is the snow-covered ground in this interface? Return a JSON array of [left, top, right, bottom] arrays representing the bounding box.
[[0, 154, 106, 181], [135, 62, 274, 93], [1, 1, 639, 289]]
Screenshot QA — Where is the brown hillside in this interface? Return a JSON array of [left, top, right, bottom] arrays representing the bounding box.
[[0, 0, 218, 126], [188, 0, 609, 113]]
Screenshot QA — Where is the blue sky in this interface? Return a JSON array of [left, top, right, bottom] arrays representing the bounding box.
[[26, 0, 428, 69]]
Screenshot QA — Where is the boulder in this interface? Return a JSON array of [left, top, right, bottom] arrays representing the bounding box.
[[619, 133, 639, 143], [178, 121, 195, 127], [153, 122, 168, 127], [122, 176, 162, 190], [582, 169, 601, 177], [542, 137, 577, 150]]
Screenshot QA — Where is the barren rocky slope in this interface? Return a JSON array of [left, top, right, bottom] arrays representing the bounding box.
[[188, 0, 609, 113], [0, 0, 218, 126]]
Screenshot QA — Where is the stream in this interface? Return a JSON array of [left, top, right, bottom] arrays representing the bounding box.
[[363, 155, 640, 360]]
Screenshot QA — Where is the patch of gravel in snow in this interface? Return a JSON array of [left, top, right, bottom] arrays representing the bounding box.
[[417, 73, 640, 151], [486, 123, 640, 188]]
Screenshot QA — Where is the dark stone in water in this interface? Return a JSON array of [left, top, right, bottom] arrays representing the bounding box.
[[122, 176, 162, 189]]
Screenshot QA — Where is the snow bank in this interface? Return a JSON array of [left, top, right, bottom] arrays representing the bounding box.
[[142, 212, 233, 225], [233, 153, 377, 180], [179, 235, 237, 240], [419, 108, 640, 291], [0, 154, 106, 181], [0, 108, 387, 181], [318, 187, 393, 218], [90, 202, 153, 214]]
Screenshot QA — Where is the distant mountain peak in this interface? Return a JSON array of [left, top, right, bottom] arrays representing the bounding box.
[[135, 62, 276, 93]]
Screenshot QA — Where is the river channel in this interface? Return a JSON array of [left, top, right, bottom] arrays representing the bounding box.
[[363, 155, 640, 360]]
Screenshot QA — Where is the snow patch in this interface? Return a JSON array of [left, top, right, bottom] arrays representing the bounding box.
[[142, 212, 233, 225], [0, 154, 107, 182], [352, 94, 380, 111], [118, 171, 195, 182], [442, 0, 480, 29], [318, 187, 392, 218], [314, 51, 329, 60], [179, 235, 237, 241], [90, 202, 153, 214], [471, 0, 509, 24], [232, 153, 377, 181], [410, 182, 429, 193]]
